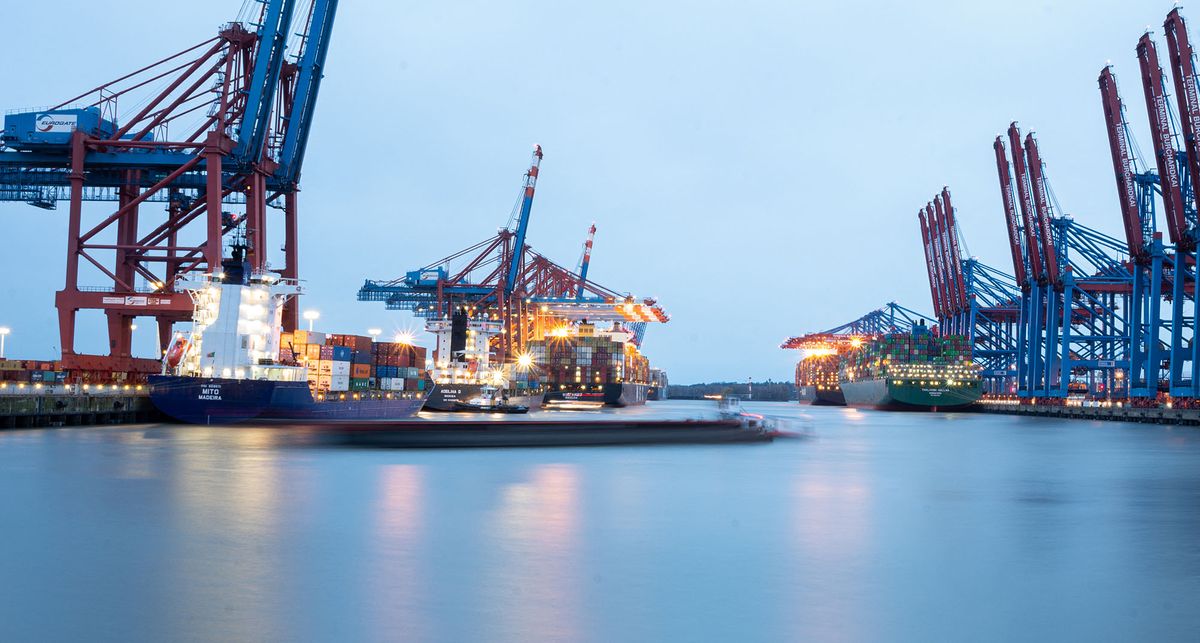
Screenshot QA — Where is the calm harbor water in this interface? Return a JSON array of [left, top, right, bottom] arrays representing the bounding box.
[[1, 400, 1198, 642]]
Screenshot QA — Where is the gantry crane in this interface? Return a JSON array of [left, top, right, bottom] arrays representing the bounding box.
[[915, 187, 1020, 393], [0, 0, 338, 375], [995, 124, 1133, 398], [358, 148, 668, 363], [781, 303, 937, 351]]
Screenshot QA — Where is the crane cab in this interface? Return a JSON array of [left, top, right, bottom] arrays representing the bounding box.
[[2, 107, 121, 150]]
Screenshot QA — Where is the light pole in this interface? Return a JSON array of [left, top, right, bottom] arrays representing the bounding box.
[[303, 310, 320, 332], [0, 327, 9, 359], [368, 328, 382, 343]]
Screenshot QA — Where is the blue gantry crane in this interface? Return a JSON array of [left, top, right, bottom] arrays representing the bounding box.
[[994, 123, 1133, 398], [917, 187, 1021, 393], [780, 302, 938, 351]]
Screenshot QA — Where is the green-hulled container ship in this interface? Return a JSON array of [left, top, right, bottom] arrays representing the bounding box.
[[838, 322, 981, 411]]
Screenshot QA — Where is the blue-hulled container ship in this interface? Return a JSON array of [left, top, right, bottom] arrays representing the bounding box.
[[149, 246, 429, 425]]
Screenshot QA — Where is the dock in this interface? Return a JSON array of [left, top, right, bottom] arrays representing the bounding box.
[[978, 400, 1200, 426], [0, 386, 161, 429]]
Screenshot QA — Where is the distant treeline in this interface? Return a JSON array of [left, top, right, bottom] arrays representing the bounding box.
[[668, 380, 796, 401]]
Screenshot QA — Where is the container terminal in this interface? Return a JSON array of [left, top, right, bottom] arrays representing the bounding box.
[[0, 0, 683, 436], [781, 5, 1200, 423], [356, 146, 670, 412]]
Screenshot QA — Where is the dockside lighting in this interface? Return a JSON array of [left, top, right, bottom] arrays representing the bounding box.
[[303, 309, 320, 331]]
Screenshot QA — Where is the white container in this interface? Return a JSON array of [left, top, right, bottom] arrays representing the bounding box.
[[332, 360, 351, 376], [330, 374, 350, 391]]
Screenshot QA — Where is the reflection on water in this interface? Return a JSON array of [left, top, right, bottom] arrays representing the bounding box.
[[368, 465, 428, 641], [0, 401, 1198, 641], [484, 465, 581, 641]]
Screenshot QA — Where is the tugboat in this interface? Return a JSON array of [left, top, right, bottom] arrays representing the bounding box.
[[149, 244, 429, 424], [451, 385, 530, 414]]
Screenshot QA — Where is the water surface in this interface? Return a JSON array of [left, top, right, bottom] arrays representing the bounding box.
[[1, 401, 1197, 642]]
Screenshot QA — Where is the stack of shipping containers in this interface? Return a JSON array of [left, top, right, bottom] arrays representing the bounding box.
[[0, 360, 67, 386], [844, 332, 973, 378], [796, 354, 842, 393], [526, 323, 650, 389], [372, 341, 428, 392], [279, 331, 428, 396]]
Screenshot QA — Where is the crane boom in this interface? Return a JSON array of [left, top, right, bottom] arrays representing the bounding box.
[[1138, 33, 1191, 247], [994, 137, 1029, 288], [1166, 9, 1200, 241], [928, 202, 955, 315], [1099, 66, 1149, 261], [1008, 123, 1046, 283], [919, 208, 945, 317], [936, 190, 968, 310], [278, 0, 339, 183], [1024, 133, 1061, 285], [576, 223, 596, 299], [234, 0, 298, 163], [505, 145, 544, 296]]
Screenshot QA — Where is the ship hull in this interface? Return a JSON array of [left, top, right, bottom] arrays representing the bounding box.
[[839, 378, 981, 411], [813, 386, 846, 406], [149, 375, 428, 424], [543, 382, 649, 408], [798, 384, 846, 405], [422, 384, 544, 412], [797, 385, 817, 404]]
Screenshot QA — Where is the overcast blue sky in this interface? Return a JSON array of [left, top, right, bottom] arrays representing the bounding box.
[[0, 0, 1185, 382]]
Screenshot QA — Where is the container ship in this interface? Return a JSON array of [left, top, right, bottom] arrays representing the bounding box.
[[647, 368, 669, 401], [148, 246, 430, 424], [796, 353, 846, 405], [533, 321, 653, 408], [421, 310, 545, 412], [838, 322, 981, 411]]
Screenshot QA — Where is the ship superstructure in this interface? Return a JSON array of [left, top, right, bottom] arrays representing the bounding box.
[[171, 247, 306, 384], [422, 310, 544, 411]]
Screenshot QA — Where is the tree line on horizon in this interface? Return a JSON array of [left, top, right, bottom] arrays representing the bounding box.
[[667, 380, 796, 402]]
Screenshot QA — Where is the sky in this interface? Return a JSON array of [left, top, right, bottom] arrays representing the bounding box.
[[0, 0, 1186, 382]]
